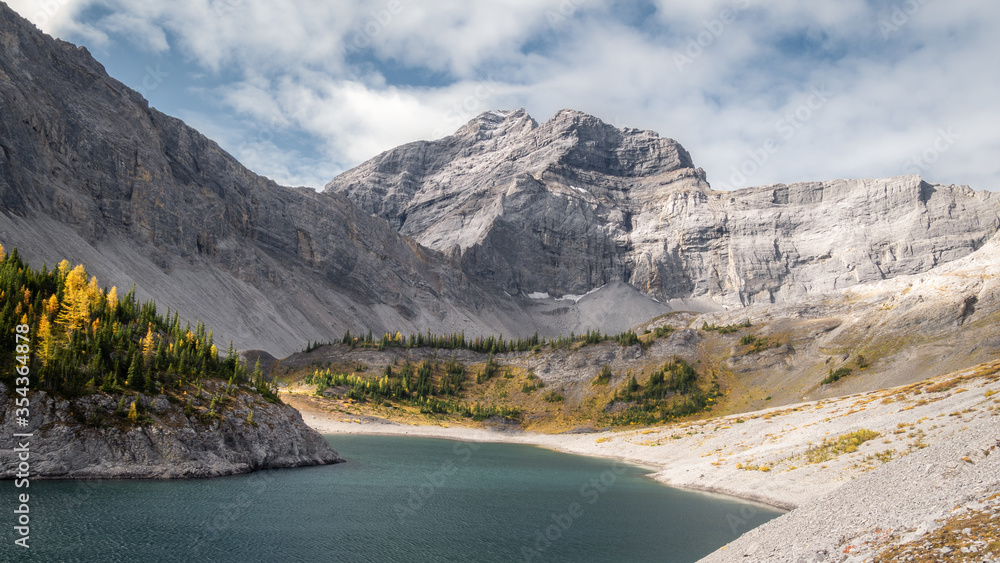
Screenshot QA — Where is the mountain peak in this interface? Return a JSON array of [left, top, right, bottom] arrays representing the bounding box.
[[455, 108, 538, 140]]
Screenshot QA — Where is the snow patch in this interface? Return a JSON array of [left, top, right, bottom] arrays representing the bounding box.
[[555, 285, 605, 303], [570, 185, 588, 195], [527, 292, 551, 300]]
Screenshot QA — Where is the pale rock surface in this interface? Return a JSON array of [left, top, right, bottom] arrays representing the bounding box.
[[328, 111, 1000, 307]]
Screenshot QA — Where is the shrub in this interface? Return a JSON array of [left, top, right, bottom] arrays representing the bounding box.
[[806, 429, 880, 463], [594, 365, 613, 385], [543, 391, 564, 403], [821, 367, 853, 385]]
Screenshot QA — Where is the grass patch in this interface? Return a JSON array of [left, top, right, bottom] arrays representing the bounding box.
[[702, 320, 751, 334], [593, 365, 612, 385], [736, 462, 772, 472], [806, 429, 880, 464], [821, 367, 853, 385], [739, 334, 775, 354], [542, 391, 565, 403]]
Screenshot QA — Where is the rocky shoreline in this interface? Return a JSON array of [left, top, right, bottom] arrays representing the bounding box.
[[0, 382, 343, 480], [287, 361, 1000, 561]]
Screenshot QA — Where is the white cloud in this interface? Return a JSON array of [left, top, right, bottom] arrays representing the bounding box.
[[6, 0, 1000, 190]]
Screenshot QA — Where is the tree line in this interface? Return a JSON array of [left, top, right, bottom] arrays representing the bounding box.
[[304, 356, 519, 421], [329, 327, 647, 354], [0, 246, 272, 398]]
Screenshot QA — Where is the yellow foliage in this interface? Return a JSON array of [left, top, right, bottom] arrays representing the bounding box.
[[87, 276, 102, 304], [0, 243, 4, 256], [55, 264, 95, 335], [142, 324, 156, 358], [107, 286, 118, 311], [37, 316, 55, 368], [127, 401, 138, 423], [46, 294, 59, 317]]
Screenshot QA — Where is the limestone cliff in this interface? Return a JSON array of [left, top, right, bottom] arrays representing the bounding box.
[[327, 110, 1000, 306]]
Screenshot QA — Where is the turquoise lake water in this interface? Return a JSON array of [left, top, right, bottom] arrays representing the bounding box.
[[3, 435, 782, 562]]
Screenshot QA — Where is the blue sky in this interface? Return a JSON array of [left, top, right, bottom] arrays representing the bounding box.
[[9, 0, 1000, 191]]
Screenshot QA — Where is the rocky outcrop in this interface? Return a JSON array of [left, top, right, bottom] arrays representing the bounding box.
[[327, 111, 1000, 307], [0, 381, 343, 479]]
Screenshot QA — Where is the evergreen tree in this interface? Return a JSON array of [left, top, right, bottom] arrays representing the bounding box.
[[127, 352, 145, 391]]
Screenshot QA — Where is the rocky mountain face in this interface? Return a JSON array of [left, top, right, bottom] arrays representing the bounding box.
[[0, 2, 531, 357], [327, 111, 1000, 307], [0, 381, 343, 478], [2, 0, 998, 361]]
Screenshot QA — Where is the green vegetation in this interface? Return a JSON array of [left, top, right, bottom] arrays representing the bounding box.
[[542, 391, 564, 403], [593, 365, 613, 385], [476, 353, 499, 384], [304, 357, 521, 421], [612, 330, 642, 347], [702, 320, 751, 334], [651, 325, 675, 338], [0, 246, 272, 400], [608, 357, 717, 425], [739, 334, 775, 354], [805, 429, 880, 464], [821, 367, 853, 385], [303, 340, 332, 353], [521, 371, 544, 394], [335, 327, 647, 354]]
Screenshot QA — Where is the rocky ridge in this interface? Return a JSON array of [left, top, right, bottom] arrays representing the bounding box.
[[328, 111, 1000, 307], [0, 380, 342, 478]]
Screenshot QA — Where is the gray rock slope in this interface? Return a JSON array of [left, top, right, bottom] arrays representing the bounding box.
[[0, 2, 530, 357], [327, 110, 1000, 308], [699, 399, 1000, 562], [0, 382, 343, 478]]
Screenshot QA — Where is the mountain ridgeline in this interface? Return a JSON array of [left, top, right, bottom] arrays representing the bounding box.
[[326, 109, 999, 307], [1, 0, 999, 360]]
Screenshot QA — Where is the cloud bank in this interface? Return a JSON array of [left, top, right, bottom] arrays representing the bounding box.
[[8, 0, 999, 190]]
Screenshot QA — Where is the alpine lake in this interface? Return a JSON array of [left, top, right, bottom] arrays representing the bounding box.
[[8, 435, 782, 562]]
